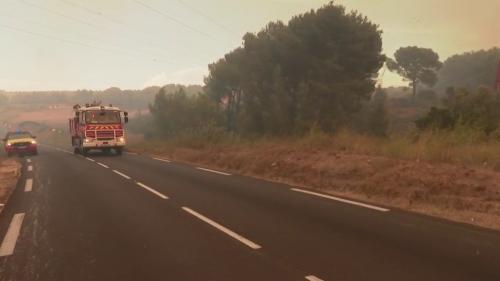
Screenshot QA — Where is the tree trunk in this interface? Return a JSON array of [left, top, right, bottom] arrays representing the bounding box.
[[412, 79, 417, 98]]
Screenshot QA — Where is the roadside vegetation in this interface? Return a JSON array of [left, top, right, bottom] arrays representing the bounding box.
[[0, 158, 21, 213], [124, 2, 500, 230]]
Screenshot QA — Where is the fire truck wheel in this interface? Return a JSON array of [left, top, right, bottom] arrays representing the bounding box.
[[115, 148, 123, 155], [81, 148, 89, 156], [74, 147, 80, 154], [103, 148, 111, 155]]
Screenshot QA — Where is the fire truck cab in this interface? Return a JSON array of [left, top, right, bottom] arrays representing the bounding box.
[[69, 103, 129, 155]]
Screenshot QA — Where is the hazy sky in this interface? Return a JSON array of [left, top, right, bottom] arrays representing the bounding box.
[[0, 0, 498, 91]]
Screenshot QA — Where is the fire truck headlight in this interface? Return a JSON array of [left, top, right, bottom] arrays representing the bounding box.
[[118, 137, 125, 143], [84, 138, 92, 143], [6, 142, 11, 146], [31, 140, 37, 144]]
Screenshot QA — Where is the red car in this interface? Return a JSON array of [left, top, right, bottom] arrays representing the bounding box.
[[3, 131, 38, 156]]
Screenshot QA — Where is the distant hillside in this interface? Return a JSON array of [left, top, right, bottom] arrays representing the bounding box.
[[0, 84, 203, 112]]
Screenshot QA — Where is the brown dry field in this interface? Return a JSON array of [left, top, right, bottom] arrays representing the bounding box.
[[130, 142, 500, 231]]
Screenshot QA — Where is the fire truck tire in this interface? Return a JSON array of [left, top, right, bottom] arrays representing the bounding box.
[[81, 148, 89, 156], [103, 148, 111, 155], [115, 147, 123, 155], [74, 147, 80, 154]]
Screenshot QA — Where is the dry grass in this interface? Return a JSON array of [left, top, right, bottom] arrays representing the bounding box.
[[128, 131, 500, 231], [0, 158, 21, 213]]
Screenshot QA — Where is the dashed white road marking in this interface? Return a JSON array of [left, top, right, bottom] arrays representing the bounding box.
[[113, 170, 131, 180], [96, 162, 109, 169], [27, 165, 33, 172], [125, 152, 138, 155], [196, 167, 231, 176], [26, 159, 31, 163], [24, 178, 33, 192], [305, 275, 324, 281], [136, 182, 169, 199], [0, 213, 25, 257], [182, 207, 261, 250], [291, 188, 390, 212], [86, 157, 95, 162], [153, 157, 171, 163]]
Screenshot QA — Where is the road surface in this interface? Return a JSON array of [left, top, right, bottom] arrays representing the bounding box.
[[0, 145, 499, 281]]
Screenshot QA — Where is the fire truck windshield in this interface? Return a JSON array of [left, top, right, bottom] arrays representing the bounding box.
[[85, 110, 121, 124]]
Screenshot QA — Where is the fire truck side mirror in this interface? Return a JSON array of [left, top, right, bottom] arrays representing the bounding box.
[[124, 116, 129, 123]]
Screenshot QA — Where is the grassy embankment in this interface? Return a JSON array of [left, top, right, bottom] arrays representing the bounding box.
[[128, 129, 500, 231], [0, 158, 21, 213]]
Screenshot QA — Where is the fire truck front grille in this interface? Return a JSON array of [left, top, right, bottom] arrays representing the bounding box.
[[96, 131, 115, 140], [85, 130, 96, 138], [115, 130, 124, 137]]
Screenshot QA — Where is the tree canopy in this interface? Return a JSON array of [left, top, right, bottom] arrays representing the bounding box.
[[435, 48, 500, 93], [387, 46, 442, 97], [204, 2, 385, 135]]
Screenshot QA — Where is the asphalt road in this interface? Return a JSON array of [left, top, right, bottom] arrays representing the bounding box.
[[0, 145, 500, 281]]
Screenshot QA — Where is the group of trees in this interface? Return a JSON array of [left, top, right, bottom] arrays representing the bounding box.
[[409, 49, 500, 135], [416, 87, 500, 134], [148, 87, 221, 137], [145, 1, 500, 140], [435, 48, 500, 93], [146, 3, 390, 138], [203, 2, 385, 135]]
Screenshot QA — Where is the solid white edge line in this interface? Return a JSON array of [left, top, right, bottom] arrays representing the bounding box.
[[125, 152, 138, 155], [0, 213, 25, 257], [153, 157, 171, 163], [136, 182, 168, 199], [182, 207, 261, 250], [86, 157, 95, 162], [27, 165, 33, 171], [305, 275, 324, 281], [113, 170, 131, 180], [196, 167, 231, 176], [291, 188, 390, 212], [96, 162, 109, 169], [24, 178, 33, 192]]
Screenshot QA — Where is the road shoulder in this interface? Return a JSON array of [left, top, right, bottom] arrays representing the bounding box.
[[0, 158, 21, 214]]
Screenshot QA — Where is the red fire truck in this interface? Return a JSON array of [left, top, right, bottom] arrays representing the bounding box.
[[69, 103, 129, 155]]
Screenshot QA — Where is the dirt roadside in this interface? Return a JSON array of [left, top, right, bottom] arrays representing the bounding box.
[[0, 158, 21, 213], [132, 144, 500, 231]]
